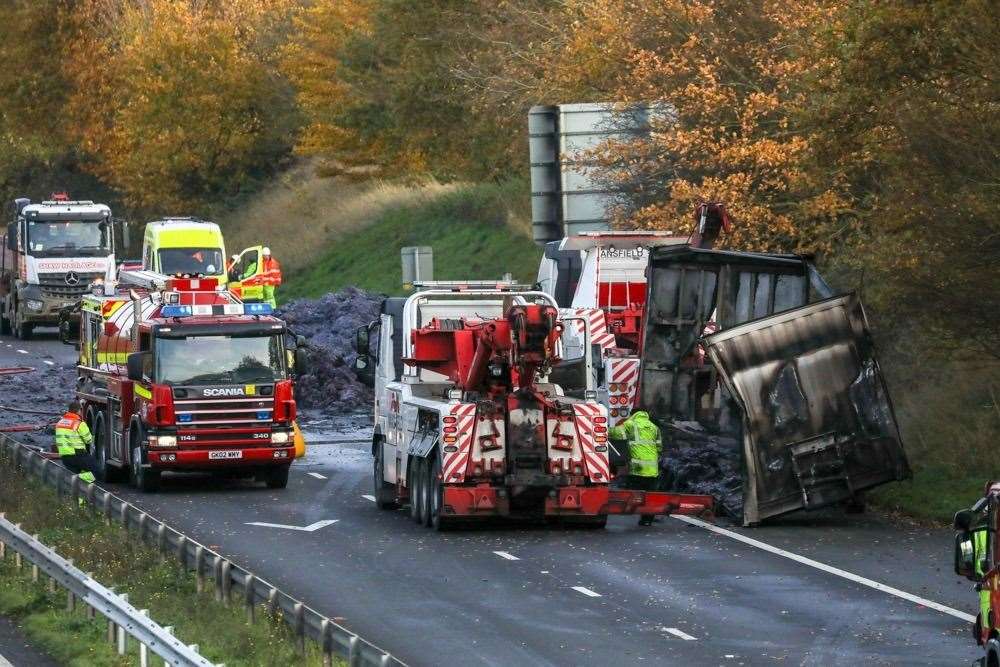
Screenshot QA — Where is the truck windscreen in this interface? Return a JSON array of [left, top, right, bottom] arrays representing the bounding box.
[[158, 248, 223, 276], [155, 335, 285, 385], [27, 220, 110, 256]]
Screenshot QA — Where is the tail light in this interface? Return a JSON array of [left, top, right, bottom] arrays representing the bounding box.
[[273, 380, 296, 423], [149, 385, 175, 426]]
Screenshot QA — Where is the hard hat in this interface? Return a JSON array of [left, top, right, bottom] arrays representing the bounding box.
[[262, 247, 271, 256]]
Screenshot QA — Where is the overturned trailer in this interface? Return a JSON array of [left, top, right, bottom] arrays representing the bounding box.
[[637, 246, 910, 525]]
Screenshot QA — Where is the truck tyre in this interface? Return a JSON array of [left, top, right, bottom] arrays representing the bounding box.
[[419, 458, 433, 527], [266, 464, 290, 489], [130, 441, 160, 493], [373, 444, 399, 510], [409, 459, 424, 524], [12, 305, 31, 340], [428, 457, 451, 531], [93, 413, 110, 482]]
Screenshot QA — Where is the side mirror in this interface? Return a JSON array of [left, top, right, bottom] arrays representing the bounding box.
[[355, 325, 370, 355], [296, 335, 307, 348], [294, 347, 309, 375], [955, 528, 988, 581], [6, 223, 15, 251], [126, 352, 147, 382], [955, 509, 975, 531], [353, 355, 375, 388]]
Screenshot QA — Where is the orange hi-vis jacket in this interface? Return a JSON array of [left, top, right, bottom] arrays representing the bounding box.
[[262, 256, 282, 287]]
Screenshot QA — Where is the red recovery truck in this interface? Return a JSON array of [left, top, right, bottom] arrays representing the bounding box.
[[353, 283, 714, 529], [70, 270, 303, 491]]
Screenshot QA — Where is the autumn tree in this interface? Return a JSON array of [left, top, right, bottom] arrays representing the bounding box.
[[63, 0, 301, 214]]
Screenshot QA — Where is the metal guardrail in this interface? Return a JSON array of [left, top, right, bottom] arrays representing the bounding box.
[[0, 514, 214, 666], [0, 435, 405, 667]]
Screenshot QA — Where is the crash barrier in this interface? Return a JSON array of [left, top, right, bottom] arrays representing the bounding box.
[[0, 513, 215, 667], [0, 435, 405, 667]]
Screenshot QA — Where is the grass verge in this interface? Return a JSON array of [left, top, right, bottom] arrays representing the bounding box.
[[870, 466, 997, 525], [0, 463, 328, 667], [280, 179, 540, 300]]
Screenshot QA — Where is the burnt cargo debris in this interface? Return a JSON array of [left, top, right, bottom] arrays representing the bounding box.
[[279, 287, 385, 411]]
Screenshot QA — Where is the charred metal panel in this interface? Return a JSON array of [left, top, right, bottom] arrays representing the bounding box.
[[638, 247, 814, 422], [703, 293, 910, 525]]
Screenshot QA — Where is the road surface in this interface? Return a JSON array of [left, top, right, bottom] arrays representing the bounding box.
[[0, 331, 982, 666]]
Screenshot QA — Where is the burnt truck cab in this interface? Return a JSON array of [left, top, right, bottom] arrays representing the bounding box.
[[75, 272, 300, 491]]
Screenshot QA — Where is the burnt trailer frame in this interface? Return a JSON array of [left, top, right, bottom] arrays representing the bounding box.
[[637, 245, 910, 525]]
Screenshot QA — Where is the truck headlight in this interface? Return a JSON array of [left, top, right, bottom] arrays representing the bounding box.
[[148, 435, 177, 447], [25, 299, 44, 312], [271, 431, 290, 444]]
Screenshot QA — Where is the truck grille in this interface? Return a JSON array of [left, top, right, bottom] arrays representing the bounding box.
[[174, 397, 275, 427], [38, 272, 104, 298]]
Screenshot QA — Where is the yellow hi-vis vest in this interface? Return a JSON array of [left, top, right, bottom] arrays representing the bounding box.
[[54, 412, 92, 456], [976, 529, 991, 630], [609, 412, 661, 477]]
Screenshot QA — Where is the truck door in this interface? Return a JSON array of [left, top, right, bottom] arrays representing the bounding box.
[[229, 246, 264, 301], [703, 293, 911, 524]]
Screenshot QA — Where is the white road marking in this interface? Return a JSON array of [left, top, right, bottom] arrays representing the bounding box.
[[673, 515, 976, 624], [306, 472, 327, 479], [43, 360, 54, 366], [571, 586, 602, 598], [245, 519, 338, 532], [493, 551, 520, 561], [663, 627, 697, 641], [0, 652, 12, 667], [362, 494, 376, 502], [16, 349, 28, 354]]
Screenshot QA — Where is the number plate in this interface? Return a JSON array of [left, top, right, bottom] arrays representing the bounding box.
[[208, 450, 243, 460]]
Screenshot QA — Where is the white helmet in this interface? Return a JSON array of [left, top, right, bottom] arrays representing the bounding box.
[[262, 247, 271, 257]]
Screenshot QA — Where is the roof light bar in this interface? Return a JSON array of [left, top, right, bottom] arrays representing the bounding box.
[[160, 303, 273, 318]]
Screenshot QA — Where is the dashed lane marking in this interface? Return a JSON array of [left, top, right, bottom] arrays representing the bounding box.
[[493, 551, 520, 561], [362, 495, 376, 502], [43, 360, 54, 365], [673, 515, 976, 624], [245, 519, 338, 532], [571, 586, 602, 598], [306, 472, 327, 479], [663, 627, 697, 641], [16, 349, 28, 354]]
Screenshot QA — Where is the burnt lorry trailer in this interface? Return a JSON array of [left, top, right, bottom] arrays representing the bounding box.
[[637, 246, 910, 525]]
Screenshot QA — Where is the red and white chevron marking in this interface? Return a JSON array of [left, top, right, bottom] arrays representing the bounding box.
[[573, 402, 610, 482], [442, 403, 477, 482], [610, 358, 640, 389], [568, 308, 617, 349]]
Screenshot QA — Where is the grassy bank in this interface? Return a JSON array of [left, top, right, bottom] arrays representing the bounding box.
[[280, 180, 541, 300], [0, 465, 326, 666]]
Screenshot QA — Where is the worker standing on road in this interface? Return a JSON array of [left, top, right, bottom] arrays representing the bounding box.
[[609, 410, 662, 526], [226, 253, 239, 280], [975, 527, 991, 638], [54, 400, 97, 484], [261, 247, 282, 309]]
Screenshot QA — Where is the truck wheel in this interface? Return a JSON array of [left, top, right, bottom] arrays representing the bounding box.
[[373, 445, 399, 510], [130, 445, 160, 493], [428, 457, 451, 531], [419, 458, 433, 527], [93, 414, 110, 482], [12, 307, 31, 340], [266, 465, 290, 489], [409, 459, 424, 524]]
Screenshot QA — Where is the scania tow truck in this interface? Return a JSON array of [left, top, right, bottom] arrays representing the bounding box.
[[71, 270, 305, 491], [353, 282, 714, 529]]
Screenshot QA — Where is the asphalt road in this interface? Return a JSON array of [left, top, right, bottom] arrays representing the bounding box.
[[0, 331, 983, 666]]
